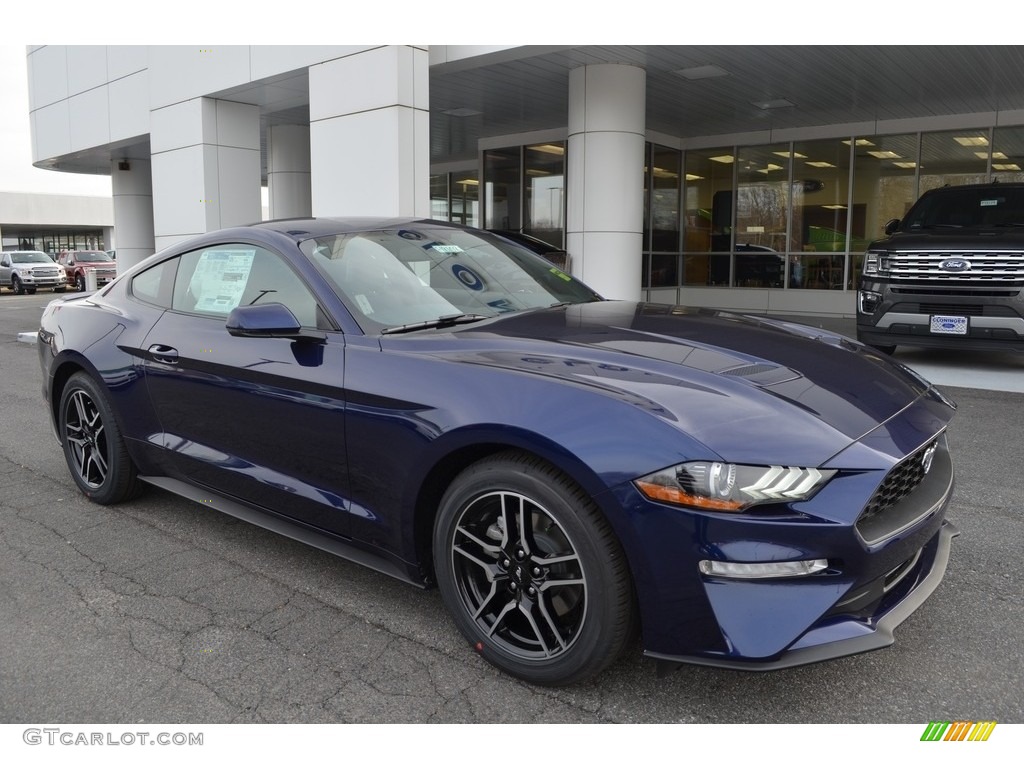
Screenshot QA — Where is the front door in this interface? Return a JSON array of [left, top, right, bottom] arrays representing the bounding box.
[[139, 242, 353, 537]]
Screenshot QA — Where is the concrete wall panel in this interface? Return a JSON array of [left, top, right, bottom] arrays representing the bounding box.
[[68, 86, 111, 152], [108, 70, 150, 143], [148, 46, 251, 109], [66, 46, 108, 97]]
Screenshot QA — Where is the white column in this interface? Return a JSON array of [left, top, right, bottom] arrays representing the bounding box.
[[110, 158, 155, 272], [566, 64, 646, 301], [150, 98, 261, 251], [267, 124, 312, 219], [308, 46, 429, 217]]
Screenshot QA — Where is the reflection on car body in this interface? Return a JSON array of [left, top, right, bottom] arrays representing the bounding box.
[[38, 218, 958, 685]]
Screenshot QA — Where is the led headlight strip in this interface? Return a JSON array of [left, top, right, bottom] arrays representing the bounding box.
[[634, 461, 836, 512]]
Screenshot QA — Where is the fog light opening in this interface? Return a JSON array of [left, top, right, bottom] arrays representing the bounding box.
[[859, 290, 882, 314], [698, 558, 829, 579]]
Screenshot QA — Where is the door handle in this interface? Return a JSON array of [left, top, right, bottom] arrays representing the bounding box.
[[147, 344, 179, 364]]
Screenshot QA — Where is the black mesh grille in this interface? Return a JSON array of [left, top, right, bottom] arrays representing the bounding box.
[[859, 440, 937, 525]]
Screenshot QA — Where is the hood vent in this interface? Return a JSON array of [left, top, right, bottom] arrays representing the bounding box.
[[719, 363, 802, 386]]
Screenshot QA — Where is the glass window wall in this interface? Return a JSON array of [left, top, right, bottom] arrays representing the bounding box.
[[682, 148, 735, 286], [647, 144, 681, 287], [734, 144, 790, 288], [429, 171, 480, 228], [847, 134, 918, 286], [523, 142, 565, 248], [919, 128, 991, 193], [483, 147, 522, 231], [992, 125, 1024, 182], [789, 139, 852, 290]]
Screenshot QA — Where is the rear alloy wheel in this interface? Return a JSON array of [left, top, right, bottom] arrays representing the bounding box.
[[12, 275, 25, 295], [434, 452, 635, 686], [58, 372, 143, 505]]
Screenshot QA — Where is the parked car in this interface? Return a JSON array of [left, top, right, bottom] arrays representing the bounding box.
[[57, 250, 118, 292], [38, 218, 958, 685], [0, 250, 68, 294]]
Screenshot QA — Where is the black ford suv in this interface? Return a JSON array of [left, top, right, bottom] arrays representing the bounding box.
[[857, 182, 1024, 354]]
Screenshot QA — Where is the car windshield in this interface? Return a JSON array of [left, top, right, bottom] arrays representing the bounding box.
[[301, 226, 601, 331], [12, 252, 52, 264], [75, 251, 114, 262], [903, 186, 1024, 229]]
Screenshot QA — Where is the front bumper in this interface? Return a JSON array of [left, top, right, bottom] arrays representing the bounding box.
[[598, 389, 957, 671], [646, 520, 958, 671], [857, 279, 1024, 351], [19, 274, 67, 287]]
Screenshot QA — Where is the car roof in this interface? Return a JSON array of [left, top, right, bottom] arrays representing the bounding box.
[[249, 217, 463, 242], [924, 181, 1024, 193]]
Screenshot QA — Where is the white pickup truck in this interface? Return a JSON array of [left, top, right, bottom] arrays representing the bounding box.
[[0, 251, 68, 294]]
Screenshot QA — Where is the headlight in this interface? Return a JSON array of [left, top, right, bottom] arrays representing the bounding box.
[[634, 461, 836, 512], [863, 250, 889, 276]]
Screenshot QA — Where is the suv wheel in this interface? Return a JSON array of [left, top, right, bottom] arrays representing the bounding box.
[[76, 274, 86, 292], [12, 275, 25, 295]]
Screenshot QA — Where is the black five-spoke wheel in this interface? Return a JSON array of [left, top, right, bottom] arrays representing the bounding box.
[[59, 372, 142, 505], [434, 452, 635, 685]]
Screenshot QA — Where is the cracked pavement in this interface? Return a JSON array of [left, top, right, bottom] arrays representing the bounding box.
[[1, 294, 1022, 723]]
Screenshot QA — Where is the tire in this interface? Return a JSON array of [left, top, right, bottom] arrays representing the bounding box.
[[76, 274, 86, 292], [58, 372, 143, 505], [54, 286, 66, 293], [433, 451, 636, 686], [12, 275, 25, 295], [27, 288, 36, 295]]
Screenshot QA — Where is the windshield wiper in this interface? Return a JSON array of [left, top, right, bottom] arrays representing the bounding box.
[[381, 313, 490, 335]]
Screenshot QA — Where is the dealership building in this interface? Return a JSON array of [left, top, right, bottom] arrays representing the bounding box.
[[25, 45, 1024, 316]]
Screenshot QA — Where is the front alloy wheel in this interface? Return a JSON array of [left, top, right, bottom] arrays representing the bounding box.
[[12, 275, 25, 295], [59, 372, 142, 504], [434, 452, 635, 685]]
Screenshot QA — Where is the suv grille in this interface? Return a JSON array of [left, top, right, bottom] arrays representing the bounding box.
[[886, 250, 1024, 282]]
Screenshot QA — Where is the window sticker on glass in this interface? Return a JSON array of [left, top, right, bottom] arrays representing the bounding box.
[[192, 249, 255, 313], [430, 244, 464, 253], [549, 267, 572, 282]]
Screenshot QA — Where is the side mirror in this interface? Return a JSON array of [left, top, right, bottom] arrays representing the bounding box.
[[226, 303, 325, 342], [883, 218, 901, 236]]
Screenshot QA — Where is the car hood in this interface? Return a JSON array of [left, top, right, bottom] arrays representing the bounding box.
[[875, 228, 1024, 249], [419, 301, 952, 467]]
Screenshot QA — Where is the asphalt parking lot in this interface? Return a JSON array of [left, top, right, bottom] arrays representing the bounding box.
[[1, 290, 1022, 724]]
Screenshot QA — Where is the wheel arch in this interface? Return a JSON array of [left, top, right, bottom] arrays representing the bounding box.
[[409, 430, 642, 614], [48, 357, 94, 440]]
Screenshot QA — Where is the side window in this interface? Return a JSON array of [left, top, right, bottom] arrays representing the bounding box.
[[130, 257, 178, 307], [171, 244, 321, 328]]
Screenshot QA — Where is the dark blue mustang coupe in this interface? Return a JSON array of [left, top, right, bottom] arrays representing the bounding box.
[[37, 218, 958, 685]]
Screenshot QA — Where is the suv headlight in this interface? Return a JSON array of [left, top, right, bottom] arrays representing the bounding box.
[[863, 250, 890, 276], [635, 461, 836, 512]]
